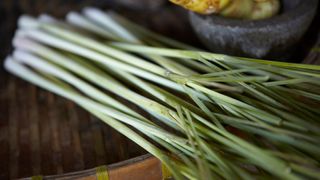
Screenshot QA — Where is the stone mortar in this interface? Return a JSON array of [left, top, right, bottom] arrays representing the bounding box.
[[189, 0, 318, 60]]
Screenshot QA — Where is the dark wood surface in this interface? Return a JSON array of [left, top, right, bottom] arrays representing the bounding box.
[[0, 0, 319, 179]]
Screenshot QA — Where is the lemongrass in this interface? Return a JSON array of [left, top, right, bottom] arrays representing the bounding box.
[[4, 57, 185, 179], [5, 11, 320, 180]]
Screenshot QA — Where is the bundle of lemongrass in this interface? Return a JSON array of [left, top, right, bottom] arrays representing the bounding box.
[[5, 7, 320, 180]]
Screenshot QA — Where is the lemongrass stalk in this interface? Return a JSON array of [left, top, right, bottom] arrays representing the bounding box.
[[111, 45, 320, 109], [172, 74, 270, 83], [182, 109, 304, 179], [6, 56, 251, 179], [257, 66, 320, 84], [10, 54, 167, 136], [193, 118, 299, 180], [107, 10, 198, 50], [83, 7, 140, 43], [20, 28, 185, 92], [80, 8, 199, 75], [19, 16, 171, 77], [193, 58, 287, 110], [39, 21, 201, 81], [194, 67, 257, 77], [187, 82, 283, 124], [67, 9, 210, 73], [66, 12, 118, 41], [13, 37, 184, 130], [17, 25, 211, 102], [38, 24, 167, 76], [110, 68, 228, 130], [165, 70, 310, 136], [253, 84, 320, 119], [4, 57, 185, 179], [66, 10, 198, 75], [13, 50, 144, 119], [90, 110, 183, 180], [13, 37, 143, 119], [13, 36, 228, 141], [234, 94, 320, 133], [14, 52, 190, 153], [236, 125, 320, 156], [264, 79, 320, 87], [111, 42, 320, 71], [84, 56, 294, 177], [290, 163, 320, 179], [177, 107, 213, 179]]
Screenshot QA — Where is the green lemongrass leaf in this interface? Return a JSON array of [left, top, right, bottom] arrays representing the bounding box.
[[187, 82, 253, 109], [66, 11, 118, 41], [269, 151, 318, 165], [199, 82, 244, 93], [194, 67, 257, 77], [107, 66, 209, 130], [182, 84, 223, 129], [40, 23, 166, 75], [290, 163, 320, 179], [141, 40, 202, 75], [231, 165, 255, 180], [273, 87, 320, 117], [235, 124, 320, 157], [234, 94, 317, 133], [197, 56, 222, 71], [218, 54, 320, 71], [68, 10, 210, 74], [196, 124, 299, 180], [113, 44, 218, 73], [83, 7, 140, 43], [110, 42, 197, 59], [297, 91, 320, 101], [288, 69, 320, 78], [78, 9, 199, 76], [153, 137, 199, 179], [197, 140, 238, 179], [146, 54, 197, 76], [79, 11, 142, 44], [183, 108, 214, 180], [250, 83, 297, 108], [187, 82, 284, 125], [287, 88, 320, 101], [264, 79, 319, 87], [259, 65, 320, 81], [192, 75, 270, 83], [107, 10, 198, 50], [111, 42, 320, 71]]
